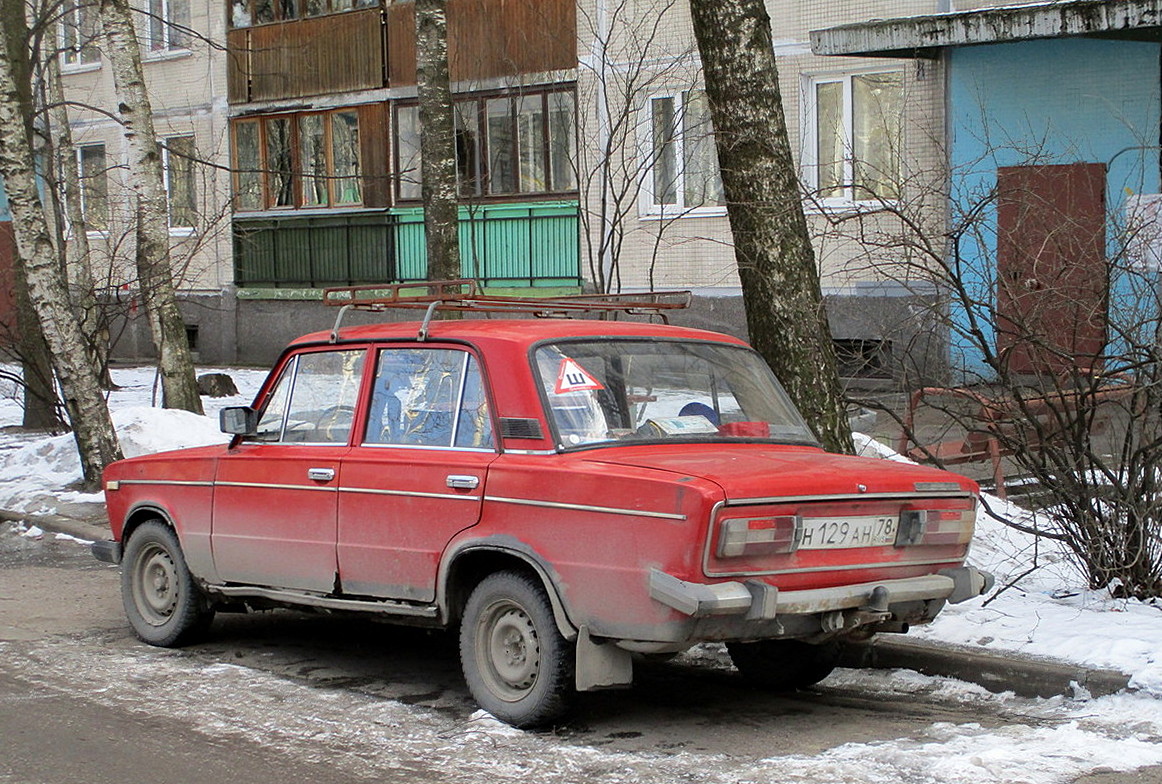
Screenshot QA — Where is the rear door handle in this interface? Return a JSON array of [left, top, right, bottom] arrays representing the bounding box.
[[446, 474, 479, 490], [307, 467, 336, 482]]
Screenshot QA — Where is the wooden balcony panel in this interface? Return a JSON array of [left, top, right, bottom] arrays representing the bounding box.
[[227, 28, 251, 104], [387, 0, 577, 86], [231, 9, 386, 103]]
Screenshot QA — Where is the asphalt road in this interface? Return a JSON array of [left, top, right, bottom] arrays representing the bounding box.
[[2, 526, 1161, 784]]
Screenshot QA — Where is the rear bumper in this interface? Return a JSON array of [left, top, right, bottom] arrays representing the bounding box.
[[648, 566, 993, 620]]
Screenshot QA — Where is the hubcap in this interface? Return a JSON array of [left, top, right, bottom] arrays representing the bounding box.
[[477, 600, 540, 701], [133, 543, 178, 626]]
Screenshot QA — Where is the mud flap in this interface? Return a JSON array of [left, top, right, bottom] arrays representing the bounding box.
[[574, 626, 633, 692]]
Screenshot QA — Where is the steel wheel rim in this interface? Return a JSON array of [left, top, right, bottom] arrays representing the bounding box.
[[476, 599, 540, 702], [132, 542, 179, 626]]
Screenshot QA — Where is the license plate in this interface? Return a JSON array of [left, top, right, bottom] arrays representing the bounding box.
[[797, 515, 897, 550]]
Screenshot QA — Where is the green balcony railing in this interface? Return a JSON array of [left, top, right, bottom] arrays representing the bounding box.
[[233, 201, 580, 288]]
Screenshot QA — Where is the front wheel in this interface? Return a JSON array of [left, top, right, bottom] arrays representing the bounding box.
[[459, 571, 574, 728], [121, 520, 214, 647], [726, 639, 842, 690]]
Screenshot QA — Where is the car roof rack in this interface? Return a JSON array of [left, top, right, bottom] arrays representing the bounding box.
[[323, 280, 693, 341]]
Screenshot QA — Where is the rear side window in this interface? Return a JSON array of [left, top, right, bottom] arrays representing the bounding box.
[[364, 348, 494, 449], [254, 349, 366, 443]]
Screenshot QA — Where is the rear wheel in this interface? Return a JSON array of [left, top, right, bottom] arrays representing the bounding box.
[[726, 639, 842, 690], [121, 520, 214, 647], [459, 571, 574, 728]]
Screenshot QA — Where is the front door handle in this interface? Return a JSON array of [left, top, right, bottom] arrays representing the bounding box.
[[307, 467, 336, 482], [446, 474, 479, 490]]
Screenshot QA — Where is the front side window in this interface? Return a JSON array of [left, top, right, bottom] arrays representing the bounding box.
[[78, 144, 108, 232], [534, 340, 815, 449], [148, 0, 190, 52], [364, 348, 493, 449], [163, 135, 197, 228], [804, 71, 902, 204], [645, 90, 724, 214], [255, 349, 366, 443], [61, 0, 100, 66]]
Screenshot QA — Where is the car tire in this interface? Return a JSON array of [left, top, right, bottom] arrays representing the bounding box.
[[726, 639, 842, 690], [121, 520, 214, 647], [459, 571, 574, 728]]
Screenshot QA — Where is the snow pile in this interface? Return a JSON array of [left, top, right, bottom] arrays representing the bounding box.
[[855, 432, 1162, 696], [0, 365, 266, 513]]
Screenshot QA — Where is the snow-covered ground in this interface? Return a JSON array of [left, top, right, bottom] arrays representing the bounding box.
[[4, 366, 1161, 698]]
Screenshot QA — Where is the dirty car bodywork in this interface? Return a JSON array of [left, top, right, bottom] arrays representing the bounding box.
[[96, 307, 989, 727]]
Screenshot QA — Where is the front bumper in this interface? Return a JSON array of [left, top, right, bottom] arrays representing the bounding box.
[[648, 566, 993, 620], [91, 540, 122, 565]]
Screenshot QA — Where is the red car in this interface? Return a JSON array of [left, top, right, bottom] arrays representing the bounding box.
[[94, 283, 990, 727]]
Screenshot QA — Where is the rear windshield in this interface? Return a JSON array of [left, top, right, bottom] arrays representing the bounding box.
[[533, 339, 818, 449]]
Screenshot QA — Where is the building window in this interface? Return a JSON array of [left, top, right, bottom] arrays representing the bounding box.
[[61, 0, 100, 67], [163, 135, 197, 229], [77, 144, 108, 232], [230, 109, 362, 211], [644, 90, 723, 215], [395, 105, 421, 201], [147, 0, 190, 52], [230, 0, 376, 27], [803, 71, 902, 204], [394, 88, 577, 202], [233, 120, 262, 210]]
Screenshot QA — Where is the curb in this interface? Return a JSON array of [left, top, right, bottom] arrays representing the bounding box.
[[841, 635, 1133, 699], [0, 507, 110, 544]]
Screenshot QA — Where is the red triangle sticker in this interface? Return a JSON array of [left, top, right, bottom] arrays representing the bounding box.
[[554, 358, 605, 393]]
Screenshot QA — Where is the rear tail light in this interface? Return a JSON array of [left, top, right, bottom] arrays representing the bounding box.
[[896, 503, 976, 547], [717, 515, 800, 557]]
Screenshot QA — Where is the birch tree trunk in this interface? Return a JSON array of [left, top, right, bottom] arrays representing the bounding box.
[[688, 0, 852, 453], [99, 0, 203, 414], [43, 27, 114, 389], [0, 25, 122, 486], [415, 0, 461, 282], [0, 0, 64, 430]]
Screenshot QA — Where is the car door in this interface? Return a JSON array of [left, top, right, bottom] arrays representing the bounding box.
[[211, 347, 366, 593], [337, 345, 497, 602]]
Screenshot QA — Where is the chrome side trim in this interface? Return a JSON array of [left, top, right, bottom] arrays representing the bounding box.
[[724, 491, 974, 507], [353, 442, 496, 453], [485, 495, 687, 521], [215, 481, 338, 493], [499, 449, 558, 456], [211, 585, 439, 618], [116, 479, 215, 487], [341, 486, 480, 502]]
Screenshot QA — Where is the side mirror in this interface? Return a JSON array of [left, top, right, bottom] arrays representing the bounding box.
[[220, 406, 258, 436]]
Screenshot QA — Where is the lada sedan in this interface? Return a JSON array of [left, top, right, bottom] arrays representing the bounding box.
[[94, 292, 990, 727]]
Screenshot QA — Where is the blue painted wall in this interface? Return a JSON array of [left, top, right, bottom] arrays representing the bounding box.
[[0, 177, 9, 222], [948, 38, 1161, 378]]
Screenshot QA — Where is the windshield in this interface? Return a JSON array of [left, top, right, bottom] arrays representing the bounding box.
[[533, 339, 817, 448]]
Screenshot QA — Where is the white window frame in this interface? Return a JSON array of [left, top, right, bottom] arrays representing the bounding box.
[[144, 0, 192, 55], [639, 90, 726, 220], [75, 143, 108, 235], [800, 69, 904, 211], [59, 0, 100, 71], [161, 135, 197, 234]]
